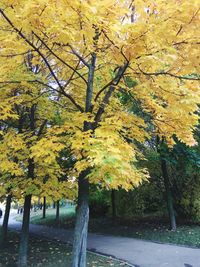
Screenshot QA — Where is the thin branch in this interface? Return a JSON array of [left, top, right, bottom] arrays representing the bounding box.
[[0, 79, 84, 112], [94, 61, 129, 102], [22, 91, 49, 104], [188, 7, 200, 24], [0, 10, 62, 88], [94, 77, 116, 102], [157, 86, 187, 97], [93, 86, 115, 130], [176, 25, 183, 36], [33, 32, 88, 83], [176, 8, 200, 36], [66, 43, 90, 68], [154, 118, 177, 130], [0, 50, 35, 58], [102, 29, 119, 49], [93, 62, 129, 127], [63, 60, 81, 89], [121, 0, 135, 23], [174, 40, 200, 46], [37, 119, 47, 136], [0, 79, 56, 90], [120, 46, 130, 63], [137, 65, 200, 81], [0, 9, 84, 112]]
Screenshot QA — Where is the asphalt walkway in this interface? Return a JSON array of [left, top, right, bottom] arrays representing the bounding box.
[[3, 214, 200, 267]]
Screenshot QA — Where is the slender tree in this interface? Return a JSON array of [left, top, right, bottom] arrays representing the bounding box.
[[111, 190, 117, 220], [0, 194, 12, 245], [160, 157, 176, 230], [157, 139, 176, 230], [18, 194, 32, 267], [43, 196, 46, 219], [18, 103, 36, 267], [56, 200, 60, 225]]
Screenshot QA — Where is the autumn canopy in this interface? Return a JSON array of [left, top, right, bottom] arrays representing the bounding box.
[[0, 0, 199, 266]]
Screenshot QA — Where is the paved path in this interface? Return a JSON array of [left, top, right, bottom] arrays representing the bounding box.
[[3, 214, 200, 267]]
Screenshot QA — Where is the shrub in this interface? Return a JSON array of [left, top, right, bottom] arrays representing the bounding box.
[[89, 189, 110, 217]]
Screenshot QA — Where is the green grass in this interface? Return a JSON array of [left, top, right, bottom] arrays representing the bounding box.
[[89, 218, 200, 248], [20, 207, 200, 248], [0, 228, 129, 267], [29, 207, 75, 227]]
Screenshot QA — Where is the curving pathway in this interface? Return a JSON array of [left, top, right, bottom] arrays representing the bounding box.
[[3, 213, 200, 267]]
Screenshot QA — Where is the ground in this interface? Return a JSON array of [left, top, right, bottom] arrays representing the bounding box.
[[10, 212, 200, 267], [0, 228, 129, 267], [25, 207, 200, 248]]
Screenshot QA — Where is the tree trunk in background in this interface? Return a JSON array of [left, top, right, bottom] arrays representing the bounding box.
[[0, 194, 12, 245], [71, 175, 89, 267], [53, 201, 56, 209], [56, 200, 60, 224], [111, 190, 116, 220], [18, 195, 32, 267], [43, 196, 46, 219], [161, 158, 176, 231]]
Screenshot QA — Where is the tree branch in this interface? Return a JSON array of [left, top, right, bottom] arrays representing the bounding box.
[[66, 43, 90, 68], [0, 79, 84, 112], [37, 119, 47, 136], [93, 62, 129, 127], [0, 50, 35, 58], [33, 32, 88, 83], [137, 65, 200, 81], [0, 9, 84, 112], [63, 60, 81, 89], [94, 61, 129, 102]]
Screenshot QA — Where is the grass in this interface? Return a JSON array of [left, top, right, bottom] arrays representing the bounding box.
[[28, 206, 76, 227], [0, 228, 129, 267], [89, 218, 200, 248], [19, 207, 200, 248]]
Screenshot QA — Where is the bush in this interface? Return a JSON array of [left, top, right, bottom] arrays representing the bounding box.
[[174, 173, 200, 222], [89, 189, 110, 217], [116, 181, 165, 219]]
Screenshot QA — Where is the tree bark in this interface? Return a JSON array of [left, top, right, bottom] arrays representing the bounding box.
[[71, 52, 95, 267], [56, 200, 60, 224], [18, 195, 32, 267], [0, 194, 12, 245], [161, 158, 176, 231], [111, 190, 116, 220], [71, 174, 89, 267], [43, 196, 46, 219]]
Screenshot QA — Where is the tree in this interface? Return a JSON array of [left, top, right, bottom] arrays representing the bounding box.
[[0, 61, 66, 266], [42, 196, 46, 219], [0, 194, 12, 245], [161, 137, 200, 222], [0, 1, 199, 266], [111, 190, 117, 220], [56, 200, 60, 225], [158, 140, 177, 230]]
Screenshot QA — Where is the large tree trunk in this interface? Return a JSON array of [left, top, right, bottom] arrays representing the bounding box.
[[71, 53, 95, 267], [71, 175, 89, 267], [111, 190, 116, 220], [18, 195, 32, 267], [0, 194, 12, 245], [161, 158, 176, 231], [43, 196, 46, 219], [56, 200, 60, 224]]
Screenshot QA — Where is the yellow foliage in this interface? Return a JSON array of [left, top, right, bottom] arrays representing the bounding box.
[[0, 0, 199, 194]]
